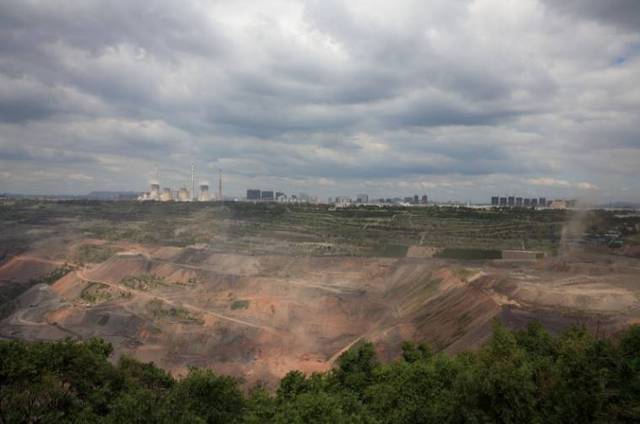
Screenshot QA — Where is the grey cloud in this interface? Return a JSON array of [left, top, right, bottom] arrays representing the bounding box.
[[0, 0, 638, 201], [0, 0, 227, 59], [0, 144, 99, 164], [542, 0, 640, 32], [0, 99, 53, 123], [382, 99, 523, 128]]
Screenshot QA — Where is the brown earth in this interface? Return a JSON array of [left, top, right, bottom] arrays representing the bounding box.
[[1, 243, 639, 388]]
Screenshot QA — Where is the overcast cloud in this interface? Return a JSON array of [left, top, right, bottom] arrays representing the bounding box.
[[0, 0, 638, 202]]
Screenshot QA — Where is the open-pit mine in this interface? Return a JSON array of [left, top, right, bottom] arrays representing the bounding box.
[[1, 201, 639, 387]]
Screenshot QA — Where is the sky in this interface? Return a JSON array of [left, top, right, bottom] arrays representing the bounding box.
[[0, 0, 639, 202]]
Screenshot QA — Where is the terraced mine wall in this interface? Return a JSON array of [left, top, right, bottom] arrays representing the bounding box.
[[1, 201, 639, 387]]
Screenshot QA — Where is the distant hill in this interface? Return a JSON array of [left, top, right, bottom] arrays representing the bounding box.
[[84, 191, 141, 200], [1, 192, 141, 200], [594, 201, 640, 210]]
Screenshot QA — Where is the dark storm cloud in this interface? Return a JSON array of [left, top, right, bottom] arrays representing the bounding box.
[[0, 0, 638, 200], [383, 101, 523, 129], [0, 100, 53, 124], [0, 0, 227, 59], [0, 144, 99, 163], [542, 0, 640, 32]]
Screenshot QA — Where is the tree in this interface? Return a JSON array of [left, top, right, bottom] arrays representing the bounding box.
[[334, 342, 378, 396], [243, 384, 276, 424], [277, 371, 309, 402], [401, 341, 432, 363], [162, 368, 244, 424], [3, 323, 640, 423]]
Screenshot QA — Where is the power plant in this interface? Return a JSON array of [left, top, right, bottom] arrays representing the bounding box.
[[191, 162, 196, 202], [138, 164, 221, 202], [199, 184, 209, 202], [160, 187, 172, 202]]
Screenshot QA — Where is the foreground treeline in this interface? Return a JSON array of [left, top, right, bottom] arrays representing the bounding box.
[[1, 323, 639, 423]]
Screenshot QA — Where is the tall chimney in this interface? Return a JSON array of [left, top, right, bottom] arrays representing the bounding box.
[[191, 162, 195, 201]]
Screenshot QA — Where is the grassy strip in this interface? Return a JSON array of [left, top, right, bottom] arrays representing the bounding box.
[[121, 274, 166, 291], [80, 282, 113, 304], [230, 299, 249, 310], [146, 298, 203, 324], [30, 264, 75, 285], [74, 244, 118, 264], [434, 248, 502, 260]]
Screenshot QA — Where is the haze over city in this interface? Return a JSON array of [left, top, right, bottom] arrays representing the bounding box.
[[0, 0, 639, 202]]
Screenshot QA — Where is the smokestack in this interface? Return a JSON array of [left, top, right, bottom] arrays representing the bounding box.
[[191, 162, 196, 201]]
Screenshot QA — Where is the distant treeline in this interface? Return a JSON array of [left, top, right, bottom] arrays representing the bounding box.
[[1, 322, 639, 423], [434, 248, 503, 260]]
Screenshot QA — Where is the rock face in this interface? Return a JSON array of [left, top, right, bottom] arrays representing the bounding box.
[[1, 246, 639, 387]]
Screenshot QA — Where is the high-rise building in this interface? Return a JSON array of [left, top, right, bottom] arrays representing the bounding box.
[[247, 189, 261, 200], [539, 197, 546, 207], [491, 196, 499, 206], [524, 198, 531, 207], [550, 199, 570, 209], [356, 194, 369, 203], [531, 198, 538, 207], [499, 197, 507, 206], [421, 195, 428, 204], [516, 197, 523, 207], [508, 196, 515, 206], [335, 196, 351, 205], [413, 194, 419, 204], [298, 193, 311, 203], [261, 190, 274, 201]]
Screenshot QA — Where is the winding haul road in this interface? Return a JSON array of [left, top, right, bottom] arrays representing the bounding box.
[[4, 252, 360, 363], [75, 268, 279, 334]]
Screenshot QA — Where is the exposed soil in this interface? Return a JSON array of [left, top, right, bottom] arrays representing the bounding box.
[[2, 241, 638, 388]]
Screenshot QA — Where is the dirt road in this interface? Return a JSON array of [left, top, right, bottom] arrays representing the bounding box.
[[75, 268, 280, 334]]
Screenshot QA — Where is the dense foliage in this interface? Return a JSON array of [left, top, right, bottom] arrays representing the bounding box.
[[1, 322, 639, 423], [29, 264, 75, 286], [434, 248, 502, 260]]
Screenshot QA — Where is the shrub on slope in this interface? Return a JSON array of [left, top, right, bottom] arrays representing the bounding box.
[[1, 322, 639, 423]]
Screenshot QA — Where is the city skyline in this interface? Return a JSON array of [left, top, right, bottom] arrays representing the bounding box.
[[0, 1, 639, 202]]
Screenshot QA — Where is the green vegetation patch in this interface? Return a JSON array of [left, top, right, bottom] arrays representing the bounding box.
[[146, 298, 203, 325], [1, 323, 640, 423], [74, 244, 118, 264], [230, 299, 250, 310], [121, 274, 166, 291], [434, 248, 502, 260], [371, 243, 409, 257], [453, 268, 476, 281], [80, 282, 113, 304], [30, 263, 75, 285]]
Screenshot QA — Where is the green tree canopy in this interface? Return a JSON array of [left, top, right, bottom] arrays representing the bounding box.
[[1, 323, 639, 423]]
